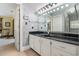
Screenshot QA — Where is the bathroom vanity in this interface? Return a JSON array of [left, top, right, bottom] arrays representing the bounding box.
[[29, 31, 79, 56]]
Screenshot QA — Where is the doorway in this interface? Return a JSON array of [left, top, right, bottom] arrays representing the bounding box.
[[0, 3, 20, 55]]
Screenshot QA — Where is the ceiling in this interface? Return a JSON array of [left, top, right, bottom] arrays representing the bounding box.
[[0, 3, 17, 16], [23, 3, 48, 12], [0, 3, 17, 8]]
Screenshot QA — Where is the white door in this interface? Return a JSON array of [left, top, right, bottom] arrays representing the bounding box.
[[41, 38, 51, 56], [14, 5, 20, 51]]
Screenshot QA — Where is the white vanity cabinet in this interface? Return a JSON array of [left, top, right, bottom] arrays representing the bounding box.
[[29, 34, 78, 56], [51, 40, 78, 56], [40, 37, 51, 56]]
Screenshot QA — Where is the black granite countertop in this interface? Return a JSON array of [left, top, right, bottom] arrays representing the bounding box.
[[29, 31, 79, 46]]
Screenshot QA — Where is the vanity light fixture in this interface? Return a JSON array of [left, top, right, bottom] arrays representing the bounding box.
[[43, 7, 46, 10], [48, 4, 52, 8], [40, 10, 42, 14], [61, 6, 64, 9], [40, 8, 43, 12], [53, 3, 56, 6], [50, 10, 53, 13], [45, 5, 48, 8], [38, 11, 40, 14], [49, 3, 53, 7], [65, 4, 69, 7], [57, 8, 59, 11], [43, 13, 46, 16], [38, 10, 41, 14], [53, 9, 56, 12]]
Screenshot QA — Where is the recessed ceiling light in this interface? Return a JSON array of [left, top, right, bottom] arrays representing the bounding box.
[[53, 9, 55, 12], [57, 8, 59, 10], [65, 4, 69, 7], [61, 6, 64, 9]]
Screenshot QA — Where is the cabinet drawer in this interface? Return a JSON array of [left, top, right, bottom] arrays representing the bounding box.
[[53, 40, 77, 55], [53, 48, 72, 56]]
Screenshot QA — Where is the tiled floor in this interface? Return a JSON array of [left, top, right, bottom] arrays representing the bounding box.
[[0, 43, 39, 56]]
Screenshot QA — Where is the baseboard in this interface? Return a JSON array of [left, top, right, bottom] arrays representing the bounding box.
[[20, 45, 31, 52]]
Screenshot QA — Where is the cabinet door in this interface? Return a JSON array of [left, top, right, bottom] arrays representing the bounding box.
[[51, 40, 77, 56], [51, 40, 54, 56], [33, 36, 41, 54], [51, 40, 71, 56], [41, 38, 51, 56], [53, 40, 77, 55], [77, 46, 79, 56], [29, 35, 34, 49], [53, 48, 71, 56]]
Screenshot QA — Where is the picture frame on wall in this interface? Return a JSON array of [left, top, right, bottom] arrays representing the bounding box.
[[5, 22, 10, 27]]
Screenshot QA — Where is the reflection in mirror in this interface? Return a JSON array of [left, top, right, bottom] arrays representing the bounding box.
[[65, 4, 79, 33], [38, 3, 79, 34]]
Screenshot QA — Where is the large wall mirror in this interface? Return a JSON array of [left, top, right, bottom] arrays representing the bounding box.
[[38, 4, 79, 34], [65, 4, 79, 33], [48, 4, 79, 34]]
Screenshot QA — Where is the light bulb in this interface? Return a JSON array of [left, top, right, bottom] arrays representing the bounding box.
[[57, 8, 59, 10], [65, 4, 69, 7], [53, 3, 55, 6], [61, 6, 64, 9], [53, 9, 55, 12]]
